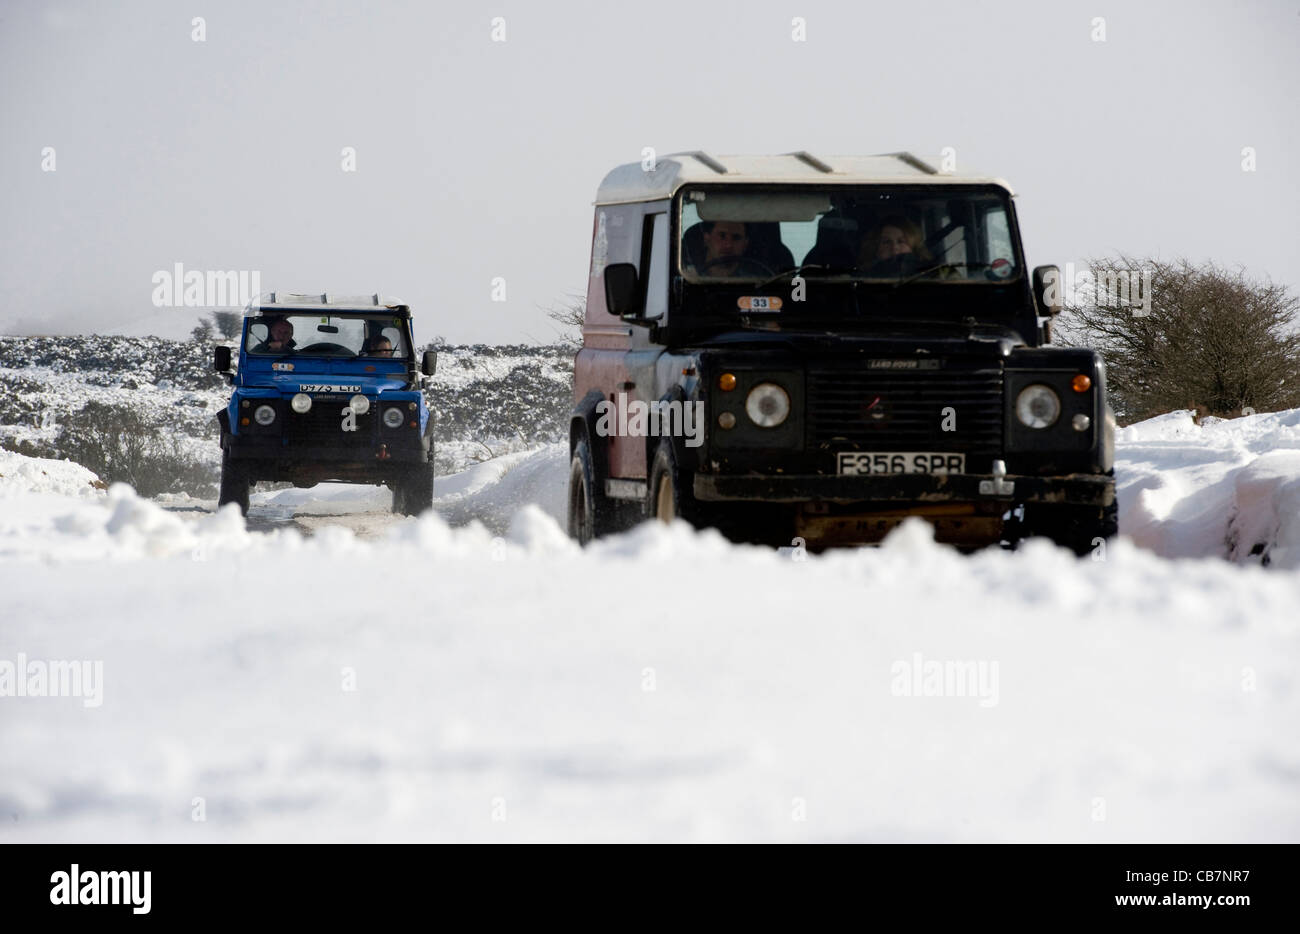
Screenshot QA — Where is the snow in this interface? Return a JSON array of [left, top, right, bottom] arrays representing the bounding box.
[[431, 444, 568, 534], [236, 443, 568, 534], [0, 448, 104, 500], [0, 336, 573, 479], [253, 481, 393, 515], [1115, 408, 1300, 567], [1, 410, 1298, 842], [428, 346, 573, 393]]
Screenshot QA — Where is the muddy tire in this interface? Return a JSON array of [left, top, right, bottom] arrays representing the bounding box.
[[1024, 499, 1118, 557], [393, 460, 434, 517], [218, 441, 250, 516], [568, 436, 636, 545], [646, 439, 701, 525]]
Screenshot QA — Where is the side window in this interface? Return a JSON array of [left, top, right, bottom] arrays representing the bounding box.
[[601, 204, 643, 268], [982, 206, 1013, 266], [938, 213, 967, 267], [594, 202, 645, 316], [643, 213, 668, 319]]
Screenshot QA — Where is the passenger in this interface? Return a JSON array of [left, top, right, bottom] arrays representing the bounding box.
[[368, 336, 394, 357], [860, 215, 925, 271], [253, 317, 296, 353]]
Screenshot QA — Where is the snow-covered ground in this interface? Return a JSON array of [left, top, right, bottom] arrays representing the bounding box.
[[1117, 409, 1300, 568], [1, 410, 1298, 842], [0, 336, 573, 479]]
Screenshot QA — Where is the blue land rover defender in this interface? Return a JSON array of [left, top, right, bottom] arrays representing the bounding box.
[[214, 293, 437, 516]]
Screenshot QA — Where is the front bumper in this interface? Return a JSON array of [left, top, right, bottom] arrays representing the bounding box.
[[694, 471, 1114, 506], [224, 436, 427, 485], [225, 434, 428, 466]]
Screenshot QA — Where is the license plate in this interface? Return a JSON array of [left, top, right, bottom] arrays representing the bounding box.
[[837, 452, 966, 475]]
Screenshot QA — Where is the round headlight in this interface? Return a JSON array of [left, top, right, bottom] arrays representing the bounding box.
[[349, 393, 370, 416], [383, 407, 404, 428], [745, 382, 790, 427], [253, 404, 276, 426], [1015, 385, 1061, 429], [290, 392, 312, 414]]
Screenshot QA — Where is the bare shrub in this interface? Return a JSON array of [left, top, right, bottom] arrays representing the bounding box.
[[1056, 256, 1300, 422], [57, 401, 215, 497]]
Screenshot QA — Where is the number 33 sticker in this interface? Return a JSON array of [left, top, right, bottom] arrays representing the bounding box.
[[738, 296, 783, 312]]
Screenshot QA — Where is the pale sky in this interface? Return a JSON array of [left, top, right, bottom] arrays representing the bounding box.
[[2, 0, 1296, 343]]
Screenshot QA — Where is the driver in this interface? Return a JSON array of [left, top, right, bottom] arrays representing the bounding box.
[[253, 317, 296, 353], [699, 221, 750, 276]]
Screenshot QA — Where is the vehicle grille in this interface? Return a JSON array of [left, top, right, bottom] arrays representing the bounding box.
[[806, 363, 1004, 453], [285, 395, 374, 447]]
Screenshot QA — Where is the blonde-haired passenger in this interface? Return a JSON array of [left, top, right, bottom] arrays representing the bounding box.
[[859, 215, 934, 276]]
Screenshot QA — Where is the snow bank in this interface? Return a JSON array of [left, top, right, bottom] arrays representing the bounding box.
[[0, 448, 104, 500], [1, 511, 1296, 843], [1116, 408, 1300, 567], [0, 481, 271, 563], [247, 443, 567, 532], [430, 443, 567, 534], [254, 481, 392, 515], [2, 416, 1299, 842], [0, 450, 285, 561]]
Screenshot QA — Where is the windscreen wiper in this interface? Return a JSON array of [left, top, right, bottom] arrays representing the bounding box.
[[890, 262, 986, 288], [754, 263, 859, 291]]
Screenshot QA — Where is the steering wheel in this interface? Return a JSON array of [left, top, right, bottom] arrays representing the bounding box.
[[867, 254, 921, 278], [701, 255, 776, 277], [297, 342, 355, 356]]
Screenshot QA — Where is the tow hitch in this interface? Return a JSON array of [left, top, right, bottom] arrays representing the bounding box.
[[979, 459, 1016, 497]]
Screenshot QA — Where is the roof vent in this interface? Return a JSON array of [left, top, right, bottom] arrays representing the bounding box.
[[680, 151, 729, 174], [883, 152, 938, 175], [789, 151, 836, 174]]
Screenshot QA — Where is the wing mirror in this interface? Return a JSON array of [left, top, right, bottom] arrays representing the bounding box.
[[1033, 265, 1062, 317], [604, 263, 640, 316]]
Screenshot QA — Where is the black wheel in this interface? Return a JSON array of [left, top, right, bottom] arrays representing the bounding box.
[[393, 460, 434, 516], [567, 436, 636, 545], [1023, 499, 1118, 557], [646, 439, 701, 526], [568, 439, 597, 545], [218, 441, 250, 516]]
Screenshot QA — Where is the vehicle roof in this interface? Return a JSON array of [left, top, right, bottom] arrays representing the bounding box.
[[241, 293, 409, 317], [595, 152, 1015, 204]]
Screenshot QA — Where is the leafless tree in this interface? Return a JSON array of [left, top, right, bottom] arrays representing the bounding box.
[[544, 294, 585, 349], [1055, 256, 1300, 422], [210, 310, 241, 341], [58, 401, 214, 497]]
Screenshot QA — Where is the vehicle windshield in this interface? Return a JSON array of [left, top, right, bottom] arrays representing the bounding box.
[[679, 185, 1019, 284], [244, 314, 409, 357]]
